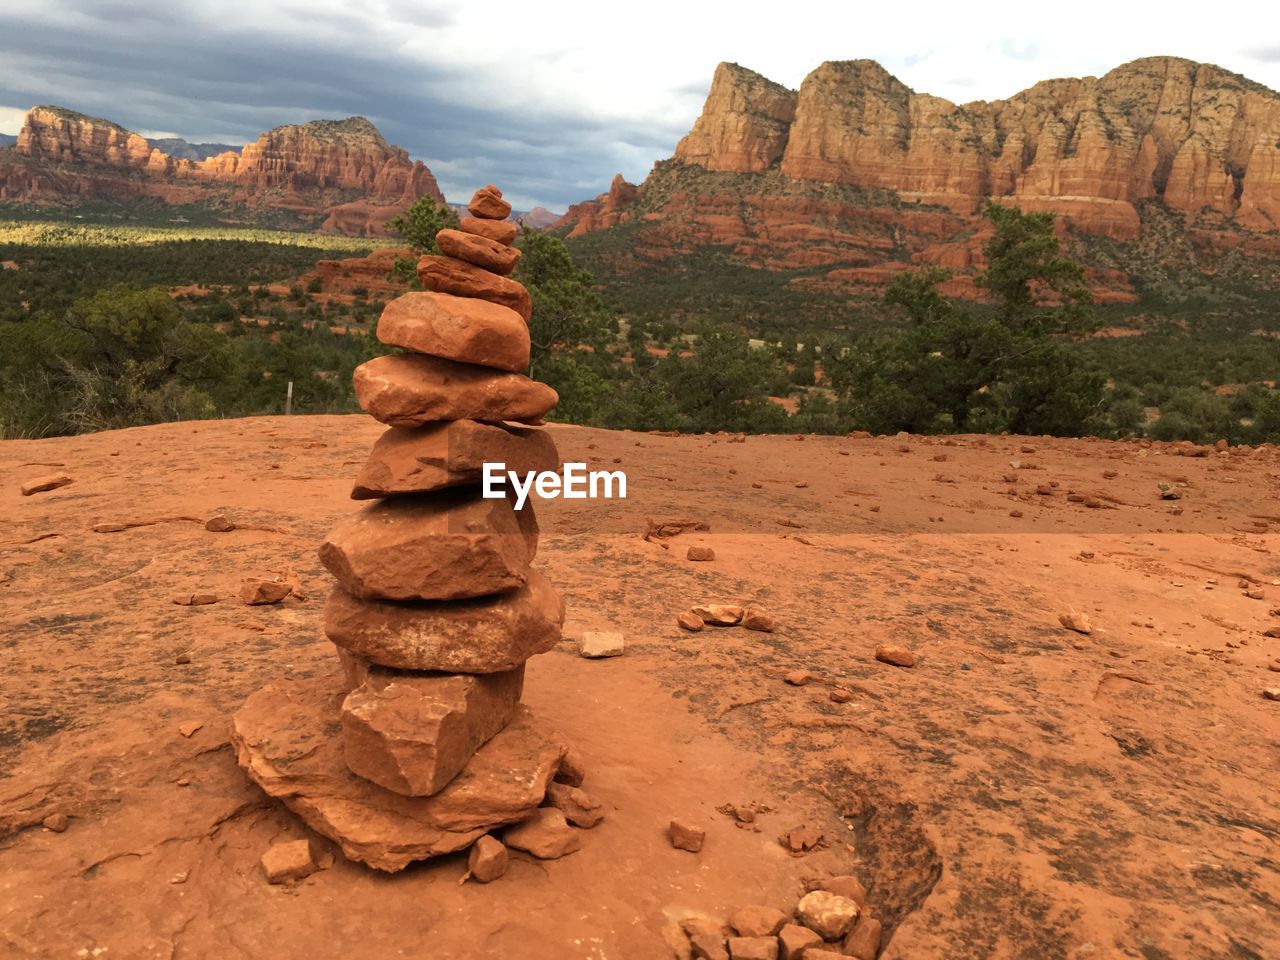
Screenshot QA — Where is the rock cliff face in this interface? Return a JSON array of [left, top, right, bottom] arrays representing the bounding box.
[[17, 106, 162, 169], [674, 62, 797, 173], [0, 107, 443, 235], [558, 56, 1280, 301]]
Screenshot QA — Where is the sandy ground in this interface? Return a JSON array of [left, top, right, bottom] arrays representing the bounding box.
[[1, 416, 1278, 959]]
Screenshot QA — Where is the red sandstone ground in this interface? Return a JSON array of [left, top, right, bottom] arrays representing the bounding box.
[[1, 416, 1278, 959]]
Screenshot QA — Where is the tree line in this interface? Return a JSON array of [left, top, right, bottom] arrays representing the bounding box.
[[4, 198, 1279, 444]]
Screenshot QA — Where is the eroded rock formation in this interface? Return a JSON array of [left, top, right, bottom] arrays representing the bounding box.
[[0, 106, 443, 235], [558, 56, 1280, 299]]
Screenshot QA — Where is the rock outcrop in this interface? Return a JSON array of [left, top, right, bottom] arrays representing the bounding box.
[[233, 184, 589, 873], [557, 56, 1280, 299], [674, 62, 797, 174], [0, 106, 443, 235], [560, 174, 638, 238]]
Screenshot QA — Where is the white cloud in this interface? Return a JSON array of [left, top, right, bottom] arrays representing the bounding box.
[[0, 105, 28, 135]]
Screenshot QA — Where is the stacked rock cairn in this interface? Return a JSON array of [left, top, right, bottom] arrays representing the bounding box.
[[232, 185, 599, 875]]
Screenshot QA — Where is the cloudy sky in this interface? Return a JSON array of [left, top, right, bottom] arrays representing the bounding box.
[[2, 0, 1278, 211]]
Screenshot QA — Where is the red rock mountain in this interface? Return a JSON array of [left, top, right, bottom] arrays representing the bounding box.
[[0, 106, 444, 235], [558, 57, 1280, 303]]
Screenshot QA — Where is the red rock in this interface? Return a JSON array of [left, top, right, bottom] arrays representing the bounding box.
[[692, 604, 744, 626], [545, 782, 605, 828], [727, 937, 778, 960], [376, 292, 530, 372], [668, 819, 705, 852], [20, 474, 72, 496], [777, 923, 823, 960], [558, 174, 638, 238], [842, 915, 882, 960], [260, 839, 315, 883], [240, 576, 292, 605], [554, 747, 587, 787], [468, 185, 512, 220], [678, 610, 706, 631], [353, 353, 556, 427], [460, 216, 517, 245], [730, 804, 757, 824], [820, 874, 868, 905], [417, 255, 532, 321], [579, 631, 625, 658], [467, 834, 509, 882], [205, 515, 235, 532], [797, 890, 859, 939], [743, 608, 775, 632], [874, 644, 916, 667], [42, 813, 69, 832], [1059, 611, 1093, 634], [312, 248, 414, 298], [687, 545, 716, 561], [781, 822, 823, 852], [319, 489, 539, 601], [325, 569, 563, 672], [730, 905, 788, 937], [178, 720, 203, 738], [829, 688, 853, 703], [682, 918, 727, 939], [231, 674, 564, 872], [503, 807, 581, 859], [436, 228, 522, 275], [784, 670, 811, 686], [341, 666, 524, 796], [690, 934, 729, 960], [172, 593, 218, 606], [352, 421, 558, 499]]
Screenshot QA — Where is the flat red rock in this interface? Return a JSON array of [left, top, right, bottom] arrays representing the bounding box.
[[460, 215, 517, 245], [351, 420, 559, 499], [325, 568, 564, 672], [353, 353, 556, 427], [342, 666, 524, 797], [20, 474, 73, 496], [318, 489, 539, 601], [417, 255, 531, 321], [376, 292, 529, 372], [435, 228, 521, 276], [231, 674, 564, 872]]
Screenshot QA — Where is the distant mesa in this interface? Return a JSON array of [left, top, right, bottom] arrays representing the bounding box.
[[517, 206, 561, 230], [555, 56, 1280, 302], [0, 105, 444, 236]]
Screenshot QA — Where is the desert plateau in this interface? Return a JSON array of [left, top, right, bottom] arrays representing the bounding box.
[[2, 416, 1278, 958]]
